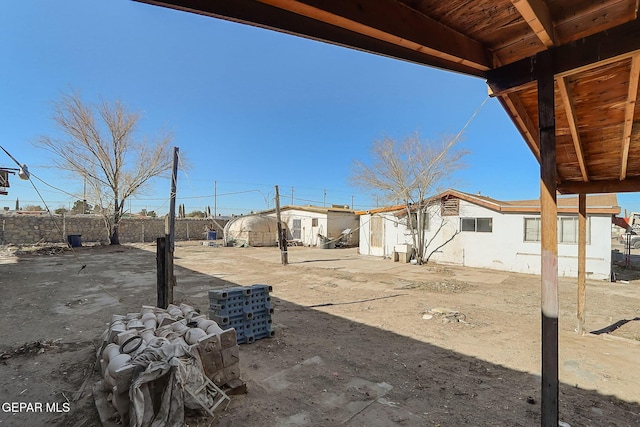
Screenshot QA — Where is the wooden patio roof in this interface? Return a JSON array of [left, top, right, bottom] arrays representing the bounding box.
[[133, 1, 638, 425], [137, 0, 640, 195]]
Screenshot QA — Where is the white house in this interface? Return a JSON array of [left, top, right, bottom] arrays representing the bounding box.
[[261, 205, 359, 247], [358, 190, 620, 280]]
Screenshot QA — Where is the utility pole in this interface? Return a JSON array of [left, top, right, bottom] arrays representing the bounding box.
[[275, 185, 288, 265], [291, 186, 294, 205], [214, 180, 217, 217], [323, 189, 326, 207], [351, 195, 354, 209]]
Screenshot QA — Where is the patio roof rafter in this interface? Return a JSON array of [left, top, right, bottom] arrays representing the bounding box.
[[621, 53, 640, 180], [255, 0, 494, 72], [556, 76, 589, 182], [496, 92, 541, 161], [510, 0, 556, 47]]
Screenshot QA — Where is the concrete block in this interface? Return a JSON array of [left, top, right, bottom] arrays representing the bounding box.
[[219, 328, 237, 349], [221, 346, 240, 367]]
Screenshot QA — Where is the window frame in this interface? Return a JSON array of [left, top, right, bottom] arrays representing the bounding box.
[[460, 217, 493, 233], [523, 215, 591, 244]]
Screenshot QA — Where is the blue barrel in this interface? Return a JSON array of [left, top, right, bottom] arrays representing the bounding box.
[[67, 234, 82, 247], [206, 231, 217, 240]]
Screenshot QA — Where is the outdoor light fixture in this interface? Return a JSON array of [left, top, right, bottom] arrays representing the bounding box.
[[18, 164, 29, 180]]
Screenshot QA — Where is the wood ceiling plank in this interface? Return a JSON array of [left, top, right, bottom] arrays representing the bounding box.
[[556, 76, 588, 181], [621, 54, 640, 180], [552, 0, 638, 44], [486, 17, 640, 94], [256, 0, 493, 71], [510, 0, 556, 47]]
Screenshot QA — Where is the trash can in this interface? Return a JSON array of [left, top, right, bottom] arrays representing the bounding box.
[[206, 231, 217, 240], [67, 234, 82, 248]]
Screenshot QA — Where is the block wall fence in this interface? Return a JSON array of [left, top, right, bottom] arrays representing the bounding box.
[[0, 214, 228, 245]]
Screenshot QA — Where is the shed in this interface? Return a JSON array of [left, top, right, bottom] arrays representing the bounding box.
[[260, 205, 359, 247]]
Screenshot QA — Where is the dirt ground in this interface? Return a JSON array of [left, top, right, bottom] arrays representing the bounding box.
[[1, 240, 640, 427]]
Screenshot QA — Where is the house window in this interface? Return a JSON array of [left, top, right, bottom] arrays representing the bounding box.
[[460, 217, 492, 232], [312, 218, 318, 227], [292, 219, 301, 240], [441, 197, 459, 216], [558, 216, 590, 244], [524, 217, 541, 242], [523, 216, 590, 244], [409, 211, 429, 231]]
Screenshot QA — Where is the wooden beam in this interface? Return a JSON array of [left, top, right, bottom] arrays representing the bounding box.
[[538, 50, 559, 427], [256, 0, 492, 71], [497, 92, 541, 161], [621, 54, 640, 179], [558, 177, 640, 194], [135, 0, 487, 77], [577, 193, 586, 335], [556, 76, 589, 181], [156, 236, 168, 309], [511, 0, 556, 47], [274, 185, 288, 265], [486, 17, 640, 94]]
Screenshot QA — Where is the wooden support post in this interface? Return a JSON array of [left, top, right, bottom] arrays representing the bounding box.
[[274, 185, 288, 265], [538, 50, 559, 427], [156, 236, 168, 309], [165, 147, 179, 304], [577, 193, 587, 334]]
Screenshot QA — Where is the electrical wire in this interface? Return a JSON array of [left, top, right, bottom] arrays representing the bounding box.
[[0, 145, 87, 272]]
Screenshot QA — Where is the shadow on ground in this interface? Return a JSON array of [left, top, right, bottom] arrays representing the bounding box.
[[0, 245, 639, 426], [611, 249, 640, 281]]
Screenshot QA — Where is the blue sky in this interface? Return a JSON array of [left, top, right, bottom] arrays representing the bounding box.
[[1, 0, 636, 216]]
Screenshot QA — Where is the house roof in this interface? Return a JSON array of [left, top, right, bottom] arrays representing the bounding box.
[[442, 190, 620, 214], [258, 205, 356, 215], [137, 0, 640, 196], [362, 189, 620, 216]]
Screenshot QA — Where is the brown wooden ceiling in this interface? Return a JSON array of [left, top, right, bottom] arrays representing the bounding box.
[[136, 0, 640, 194]]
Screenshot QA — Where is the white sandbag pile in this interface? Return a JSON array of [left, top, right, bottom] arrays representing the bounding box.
[[95, 303, 242, 426]]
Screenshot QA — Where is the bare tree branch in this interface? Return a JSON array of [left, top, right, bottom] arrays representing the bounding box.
[[350, 132, 467, 263], [35, 91, 175, 244]]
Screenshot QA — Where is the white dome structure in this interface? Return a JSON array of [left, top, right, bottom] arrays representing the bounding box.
[[223, 214, 281, 247]]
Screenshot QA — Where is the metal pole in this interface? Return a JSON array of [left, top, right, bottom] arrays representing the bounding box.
[[214, 180, 217, 218]]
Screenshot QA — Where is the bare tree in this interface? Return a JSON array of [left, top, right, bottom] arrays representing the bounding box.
[[351, 132, 467, 264], [36, 92, 174, 244]]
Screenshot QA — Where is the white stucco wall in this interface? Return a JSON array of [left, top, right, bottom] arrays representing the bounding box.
[[279, 211, 326, 246], [326, 212, 360, 245], [277, 210, 359, 247], [359, 200, 613, 280]]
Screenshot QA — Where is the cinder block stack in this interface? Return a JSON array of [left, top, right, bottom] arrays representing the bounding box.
[[208, 284, 275, 344]]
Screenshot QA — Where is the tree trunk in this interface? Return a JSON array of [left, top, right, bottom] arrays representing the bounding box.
[[110, 223, 120, 245], [110, 204, 121, 245]]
